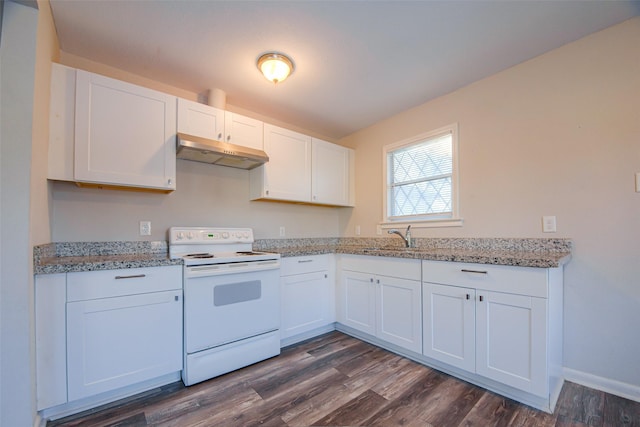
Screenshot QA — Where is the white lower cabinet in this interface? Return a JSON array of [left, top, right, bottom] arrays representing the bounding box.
[[36, 266, 183, 414], [338, 255, 422, 353], [280, 255, 335, 344], [422, 283, 476, 372], [67, 289, 182, 400], [422, 260, 563, 410]]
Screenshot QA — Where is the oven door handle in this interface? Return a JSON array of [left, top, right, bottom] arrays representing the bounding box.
[[185, 260, 280, 278]]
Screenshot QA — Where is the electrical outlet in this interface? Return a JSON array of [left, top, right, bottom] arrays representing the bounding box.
[[279, 226, 285, 237], [139, 221, 151, 236], [542, 216, 556, 233]]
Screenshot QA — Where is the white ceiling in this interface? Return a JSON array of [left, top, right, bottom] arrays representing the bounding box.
[[49, 0, 639, 140]]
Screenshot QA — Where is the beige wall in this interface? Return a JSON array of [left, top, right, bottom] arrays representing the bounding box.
[[1, 2, 39, 425], [51, 160, 343, 241], [31, 0, 58, 246], [339, 18, 640, 390]]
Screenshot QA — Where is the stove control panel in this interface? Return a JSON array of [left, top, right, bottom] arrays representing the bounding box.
[[169, 227, 254, 244]]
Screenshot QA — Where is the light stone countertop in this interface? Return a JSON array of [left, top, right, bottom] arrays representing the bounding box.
[[256, 237, 572, 268], [34, 241, 182, 275], [34, 237, 572, 274]]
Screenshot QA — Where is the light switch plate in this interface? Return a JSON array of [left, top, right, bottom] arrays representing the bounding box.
[[542, 216, 556, 233]]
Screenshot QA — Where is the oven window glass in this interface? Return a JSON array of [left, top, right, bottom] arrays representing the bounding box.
[[214, 281, 261, 306]]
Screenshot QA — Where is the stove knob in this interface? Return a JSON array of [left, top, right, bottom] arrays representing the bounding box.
[[222, 232, 229, 239], [176, 232, 184, 240], [187, 232, 194, 240]]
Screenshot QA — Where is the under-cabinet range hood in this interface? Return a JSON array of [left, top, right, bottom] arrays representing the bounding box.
[[176, 133, 268, 170]]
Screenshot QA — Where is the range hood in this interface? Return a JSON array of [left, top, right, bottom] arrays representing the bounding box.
[[176, 132, 268, 170]]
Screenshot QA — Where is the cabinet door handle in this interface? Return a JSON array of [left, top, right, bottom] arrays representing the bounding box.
[[324, 274, 328, 279], [370, 278, 374, 283], [479, 295, 484, 302], [466, 294, 470, 300], [461, 269, 488, 274], [297, 260, 313, 263], [114, 274, 146, 280], [218, 133, 223, 139], [227, 135, 231, 141]]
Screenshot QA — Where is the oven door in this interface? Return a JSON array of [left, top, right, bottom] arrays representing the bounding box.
[[184, 264, 280, 354]]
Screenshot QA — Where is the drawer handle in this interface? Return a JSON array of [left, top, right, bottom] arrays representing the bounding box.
[[479, 295, 484, 302], [466, 294, 470, 300], [114, 274, 146, 280], [298, 260, 313, 263], [461, 269, 488, 274]]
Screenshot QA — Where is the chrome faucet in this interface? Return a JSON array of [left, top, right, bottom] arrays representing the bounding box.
[[388, 225, 412, 248]]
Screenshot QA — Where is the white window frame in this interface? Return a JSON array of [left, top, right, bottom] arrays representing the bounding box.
[[381, 123, 462, 229]]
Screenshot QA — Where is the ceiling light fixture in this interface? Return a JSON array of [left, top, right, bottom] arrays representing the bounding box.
[[257, 52, 294, 84]]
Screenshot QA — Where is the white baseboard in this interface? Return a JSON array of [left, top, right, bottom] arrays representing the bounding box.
[[563, 367, 640, 403]]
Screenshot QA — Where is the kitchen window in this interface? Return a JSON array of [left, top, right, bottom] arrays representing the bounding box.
[[382, 123, 462, 228]]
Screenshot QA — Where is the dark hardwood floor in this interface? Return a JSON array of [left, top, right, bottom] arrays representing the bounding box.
[[48, 332, 640, 427]]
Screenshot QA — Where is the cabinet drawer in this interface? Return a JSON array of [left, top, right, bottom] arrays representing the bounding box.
[[422, 260, 548, 298], [281, 254, 331, 276], [67, 266, 182, 301], [340, 255, 421, 281]]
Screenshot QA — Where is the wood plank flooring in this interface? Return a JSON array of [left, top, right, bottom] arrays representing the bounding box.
[[48, 332, 640, 427]]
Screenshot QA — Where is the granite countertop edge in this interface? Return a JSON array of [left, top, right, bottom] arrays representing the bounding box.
[[34, 237, 572, 274], [274, 245, 571, 268]]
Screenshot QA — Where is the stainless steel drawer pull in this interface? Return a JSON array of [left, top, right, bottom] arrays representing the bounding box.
[[114, 274, 146, 280], [461, 269, 488, 274], [298, 260, 313, 263]]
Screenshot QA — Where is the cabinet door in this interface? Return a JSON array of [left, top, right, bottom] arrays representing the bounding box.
[[252, 124, 311, 202], [74, 71, 177, 190], [476, 291, 547, 396], [177, 98, 224, 140], [340, 270, 376, 335], [423, 283, 476, 372], [281, 271, 332, 339], [311, 138, 353, 206], [67, 290, 182, 401], [377, 276, 422, 353], [224, 112, 264, 150]]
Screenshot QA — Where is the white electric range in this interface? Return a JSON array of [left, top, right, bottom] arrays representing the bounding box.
[[169, 227, 281, 386]]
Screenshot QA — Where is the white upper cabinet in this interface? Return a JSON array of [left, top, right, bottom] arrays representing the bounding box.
[[177, 98, 264, 150], [250, 124, 312, 202], [176, 98, 224, 140], [250, 125, 355, 206], [224, 112, 264, 150], [311, 138, 354, 206], [48, 64, 177, 191], [74, 70, 177, 191]]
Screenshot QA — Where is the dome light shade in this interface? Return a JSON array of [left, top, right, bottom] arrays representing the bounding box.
[[257, 52, 294, 84]]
